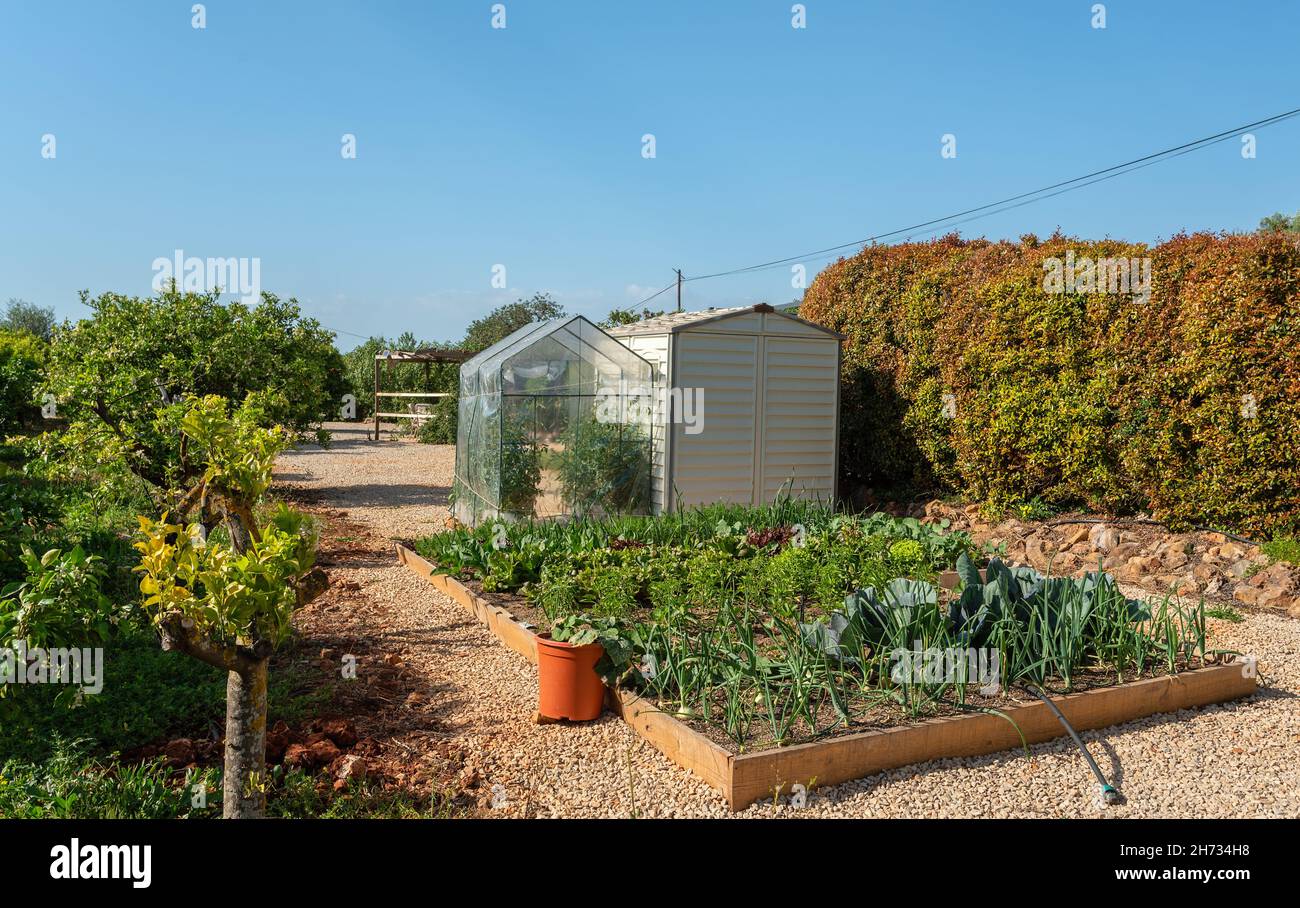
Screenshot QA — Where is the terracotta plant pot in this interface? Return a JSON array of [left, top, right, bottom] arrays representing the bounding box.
[[535, 634, 606, 721]]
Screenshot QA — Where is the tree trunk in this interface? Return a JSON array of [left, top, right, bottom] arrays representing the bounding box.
[[223, 657, 269, 819]]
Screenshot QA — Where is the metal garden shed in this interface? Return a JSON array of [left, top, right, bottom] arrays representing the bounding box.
[[608, 303, 843, 514]]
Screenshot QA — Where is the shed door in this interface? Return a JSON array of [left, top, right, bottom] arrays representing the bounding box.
[[758, 336, 838, 503], [670, 332, 760, 507]]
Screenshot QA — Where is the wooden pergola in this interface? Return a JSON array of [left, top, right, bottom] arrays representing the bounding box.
[[372, 347, 475, 440]]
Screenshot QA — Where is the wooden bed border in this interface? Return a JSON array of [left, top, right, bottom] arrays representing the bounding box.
[[396, 544, 1258, 811]]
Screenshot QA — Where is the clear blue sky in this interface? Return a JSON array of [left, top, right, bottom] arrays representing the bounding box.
[[3, 0, 1297, 350]]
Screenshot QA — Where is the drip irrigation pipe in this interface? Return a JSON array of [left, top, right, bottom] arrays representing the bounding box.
[[1042, 517, 1259, 547], [1020, 684, 1122, 806]]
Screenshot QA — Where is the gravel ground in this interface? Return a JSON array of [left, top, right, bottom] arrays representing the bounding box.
[[275, 423, 1300, 818]]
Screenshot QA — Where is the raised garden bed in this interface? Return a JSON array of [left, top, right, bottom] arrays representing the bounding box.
[[396, 544, 1257, 810]]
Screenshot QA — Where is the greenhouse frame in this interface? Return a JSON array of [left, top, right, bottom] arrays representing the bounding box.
[[451, 316, 656, 526]]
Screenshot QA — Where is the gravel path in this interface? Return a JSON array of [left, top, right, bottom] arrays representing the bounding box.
[[275, 423, 1300, 818]]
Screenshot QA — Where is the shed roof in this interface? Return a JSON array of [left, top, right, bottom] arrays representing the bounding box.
[[607, 303, 843, 339]]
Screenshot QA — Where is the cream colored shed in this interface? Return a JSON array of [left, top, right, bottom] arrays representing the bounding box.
[[608, 303, 842, 513]]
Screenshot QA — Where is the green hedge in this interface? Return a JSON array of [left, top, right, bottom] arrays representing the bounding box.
[[800, 232, 1300, 537]]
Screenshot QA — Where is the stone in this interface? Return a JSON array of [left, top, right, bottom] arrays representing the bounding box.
[[283, 743, 311, 768], [266, 721, 291, 763], [334, 754, 368, 783], [308, 739, 342, 765], [320, 718, 358, 748], [1233, 586, 1261, 606], [1255, 586, 1291, 610], [1102, 541, 1141, 570], [1192, 562, 1220, 582], [1288, 600, 1300, 619], [1064, 526, 1091, 547], [1247, 563, 1295, 590], [1219, 542, 1246, 561], [1024, 535, 1060, 569], [1051, 553, 1082, 576], [1089, 524, 1120, 553], [1161, 547, 1190, 570]]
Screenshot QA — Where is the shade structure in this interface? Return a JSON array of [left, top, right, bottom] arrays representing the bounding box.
[[452, 316, 656, 526]]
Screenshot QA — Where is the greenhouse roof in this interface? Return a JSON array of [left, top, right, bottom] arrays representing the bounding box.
[[459, 315, 652, 395]]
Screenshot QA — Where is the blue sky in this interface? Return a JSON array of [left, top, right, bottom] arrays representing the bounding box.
[[2, 0, 1297, 350]]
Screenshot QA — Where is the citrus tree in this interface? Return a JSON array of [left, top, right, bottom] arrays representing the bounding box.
[[134, 395, 327, 818], [43, 287, 346, 491]]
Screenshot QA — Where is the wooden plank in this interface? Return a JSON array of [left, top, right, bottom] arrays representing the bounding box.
[[606, 687, 734, 801], [728, 662, 1256, 810], [395, 545, 538, 662]]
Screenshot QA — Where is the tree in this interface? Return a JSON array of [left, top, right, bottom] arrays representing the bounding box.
[[0, 330, 46, 436], [1258, 211, 1300, 233], [134, 396, 327, 818], [43, 287, 348, 491], [462, 293, 565, 352], [1, 299, 55, 342], [599, 307, 664, 329]]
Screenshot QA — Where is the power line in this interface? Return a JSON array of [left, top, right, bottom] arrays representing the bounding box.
[[683, 106, 1300, 283], [631, 277, 679, 308]]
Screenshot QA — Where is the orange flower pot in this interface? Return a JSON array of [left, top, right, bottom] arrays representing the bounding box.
[[535, 635, 606, 721]]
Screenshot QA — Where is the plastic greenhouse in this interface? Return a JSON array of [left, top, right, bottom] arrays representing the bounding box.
[[452, 316, 656, 526]]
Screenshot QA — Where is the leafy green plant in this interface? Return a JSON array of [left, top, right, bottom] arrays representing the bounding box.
[[0, 545, 116, 650], [500, 429, 542, 517], [556, 417, 651, 517], [800, 231, 1300, 537], [550, 614, 641, 683], [43, 287, 346, 492], [1262, 535, 1300, 566]]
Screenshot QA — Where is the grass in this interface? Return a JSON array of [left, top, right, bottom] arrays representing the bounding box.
[[0, 739, 463, 819], [1206, 605, 1245, 623], [0, 624, 332, 766]]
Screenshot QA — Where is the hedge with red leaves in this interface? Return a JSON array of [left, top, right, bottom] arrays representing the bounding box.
[[799, 232, 1300, 537]]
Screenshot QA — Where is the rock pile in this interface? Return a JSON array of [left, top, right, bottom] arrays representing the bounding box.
[[919, 501, 1300, 618]]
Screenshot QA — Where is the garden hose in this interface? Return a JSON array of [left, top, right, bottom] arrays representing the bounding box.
[[1021, 684, 1123, 806]]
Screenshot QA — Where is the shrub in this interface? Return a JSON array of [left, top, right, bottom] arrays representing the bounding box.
[[800, 231, 1300, 536], [414, 397, 457, 444]]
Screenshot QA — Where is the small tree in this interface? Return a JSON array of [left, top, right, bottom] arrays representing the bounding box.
[[134, 396, 327, 818], [462, 293, 565, 351], [599, 307, 663, 329], [1258, 211, 1300, 233], [1, 298, 55, 342], [44, 287, 347, 491]]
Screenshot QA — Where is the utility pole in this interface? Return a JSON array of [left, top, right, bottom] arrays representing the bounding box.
[[675, 268, 683, 313]]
